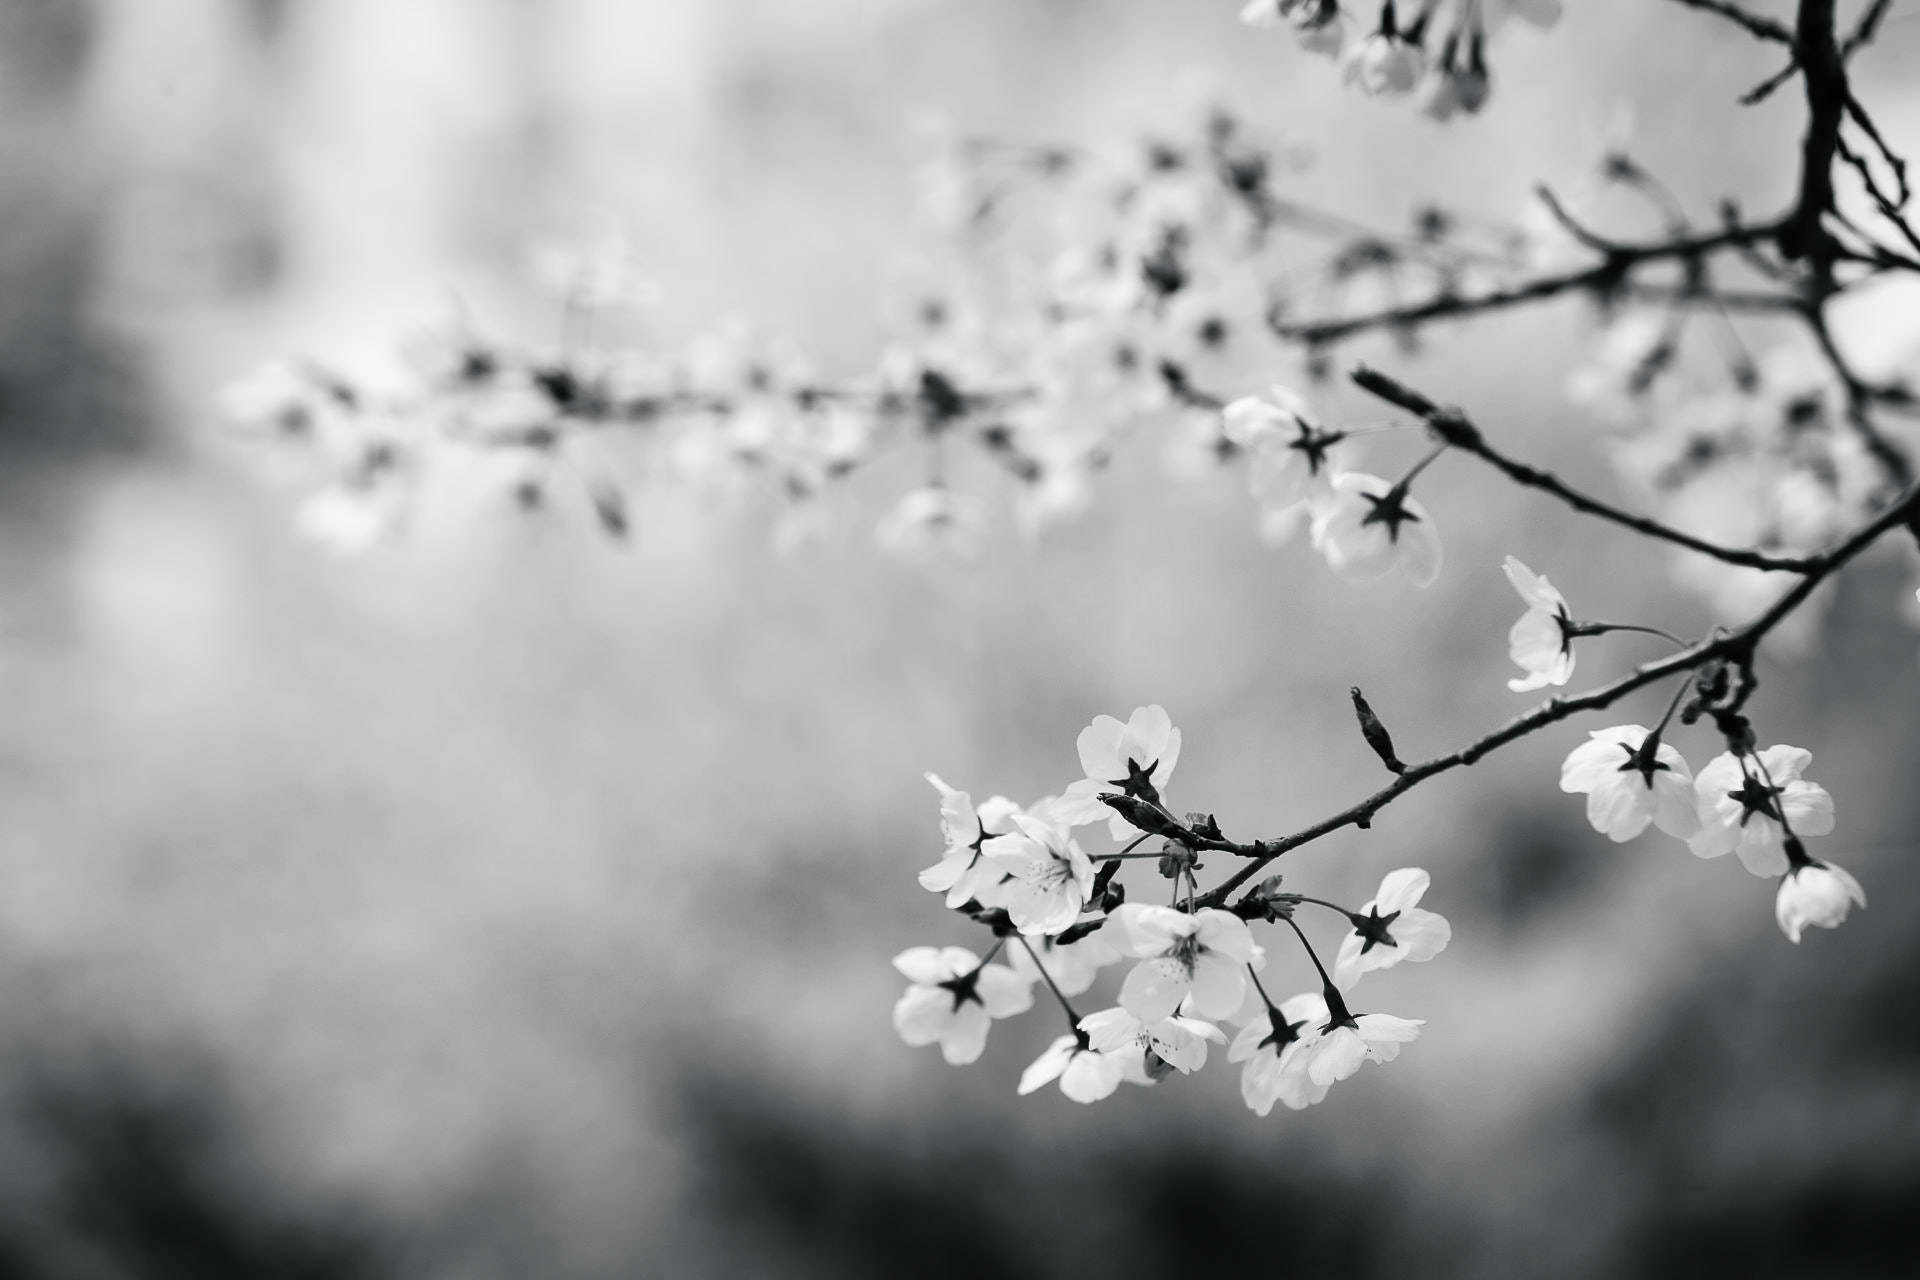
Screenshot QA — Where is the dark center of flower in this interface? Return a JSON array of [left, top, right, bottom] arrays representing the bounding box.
[[1167, 934, 1203, 972], [1615, 740, 1671, 789], [1728, 775, 1783, 826], [1287, 422, 1340, 476], [1351, 907, 1402, 955], [1258, 1010, 1307, 1054], [936, 966, 985, 1013], [1111, 756, 1162, 803], [1358, 487, 1420, 543]]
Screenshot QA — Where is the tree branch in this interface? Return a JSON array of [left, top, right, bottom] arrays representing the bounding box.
[[1190, 472, 1920, 908], [1347, 366, 1827, 573]]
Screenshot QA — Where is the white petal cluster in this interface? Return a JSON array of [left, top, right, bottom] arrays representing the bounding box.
[[892, 946, 1034, 1065], [1312, 472, 1444, 587], [1501, 556, 1575, 691], [1688, 746, 1835, 877], [1559, 725, 1699, 843], [902, 708, 1444, 1114], [1332, 868, 1452, 988], [1776, 861, 1866, 943]]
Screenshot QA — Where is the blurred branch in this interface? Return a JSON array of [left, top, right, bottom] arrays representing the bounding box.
[[1666, 0, 1794, 43], [1271, 211, 1793, 345]]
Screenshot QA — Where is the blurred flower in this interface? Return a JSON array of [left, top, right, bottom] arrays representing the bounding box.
[[891, 946, 1034, 1065], [986, 813, 1098, 935], [1775, 859, 1866, 943], [1018, 1034, 1124, 1103], [1502, 555, 1575, 691], [1332, 868, 1451, 989], [1222, 386, 1344, 513], [1228, 992, 1328, 1114], [1240, 0, 1346, 58], [918, 774, 1021, 909], [1080, 1006, 1226, 1081], [1344, 27, 1427, 97], [875, 486, 988, 561], [218, 359, 352, 440], [1559, 725, 1700, 842], [1106, 903, 1263, 1021], [1009, 929, 1120, 997], [1689, 747, 1835, 876], [1313, 471, 1444, 586]]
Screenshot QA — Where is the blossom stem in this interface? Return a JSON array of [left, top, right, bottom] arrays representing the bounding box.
[[1283, 916, 1336, 992], [1395, 442, 1450, 491], [1288, 894, 1360, 920], [1016, 935, 1082, 1030], [1649, 674, 1693, 739], [1570, 621, 1690, 648]]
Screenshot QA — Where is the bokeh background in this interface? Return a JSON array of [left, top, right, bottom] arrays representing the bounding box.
[[3, 1, 1920, 1276]]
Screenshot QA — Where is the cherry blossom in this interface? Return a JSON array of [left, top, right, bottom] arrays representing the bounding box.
[[918, 773, 1021, 909], [1775, 859, 1867, 943], [1344, 27, 1427, 97], [891, 946, 1034, 1065], [986, 813, 1098, 935], [1332, 868, 1452, 989], [1018, 1034, 1125, 1104], [1228, 992, 1331, 1114], [1079, 1006, 1227, 1081], [1220, 386, 1344, 515], [1313, 471, 1444, 587], [1559, 725, 1700, 842], [1502, 556, 1576, 691], [1689, 747, 1836, 877], [1296, 1001, 1423, 1088], [1106, 903, 1263, 1021], [1055, 704, 1184, 838]]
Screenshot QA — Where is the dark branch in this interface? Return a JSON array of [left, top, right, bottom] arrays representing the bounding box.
[[1348, 366, 1827, 573], [1192, 472, 1920, 909]]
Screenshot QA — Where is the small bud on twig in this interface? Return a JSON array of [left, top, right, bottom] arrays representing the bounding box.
[[1099, 792, 1190, 840], [1350, 686, 1407, 775]]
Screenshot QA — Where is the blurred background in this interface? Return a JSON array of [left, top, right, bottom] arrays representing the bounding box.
[[3, 0, 1920, 1275]]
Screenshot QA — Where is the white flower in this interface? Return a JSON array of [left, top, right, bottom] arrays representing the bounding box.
[[986, 813, 1097, 935], [1775, 860, 1866, 943], [1344, 31, 1428, 96], [1055, 704, 1184, 839], [875, 486, 987, 561], [1559, 725, 1700, 842], [1009, 930, 1120, 997], [1502, 556, 1576, 691], [1689, 747, 1836, 876], [295, 483, 405, 556], [1221, 387, 1344, 513], [1018, 1033, 1125, 1103], [1228, 992, 1330, 1114], [1313, 471, 1443, 587], [917, 774, 1022, 909], [1297, 1003, 1423, 1088], [1080, 1006, 1225, 1082], [1241, 0, 1344, 57], [1107, 903, 1263, 1021], [1332, 868, 1452, 989], [891, 946, 1034, 1066]]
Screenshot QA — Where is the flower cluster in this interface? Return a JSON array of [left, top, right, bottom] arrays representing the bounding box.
[[896, 707, 1449, 1110], [218, 86, 1537, 566], [1239, 0, 1563, 118]]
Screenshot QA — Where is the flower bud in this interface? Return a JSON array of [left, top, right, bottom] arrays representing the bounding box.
[[1775, 861, 1866, 943]]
